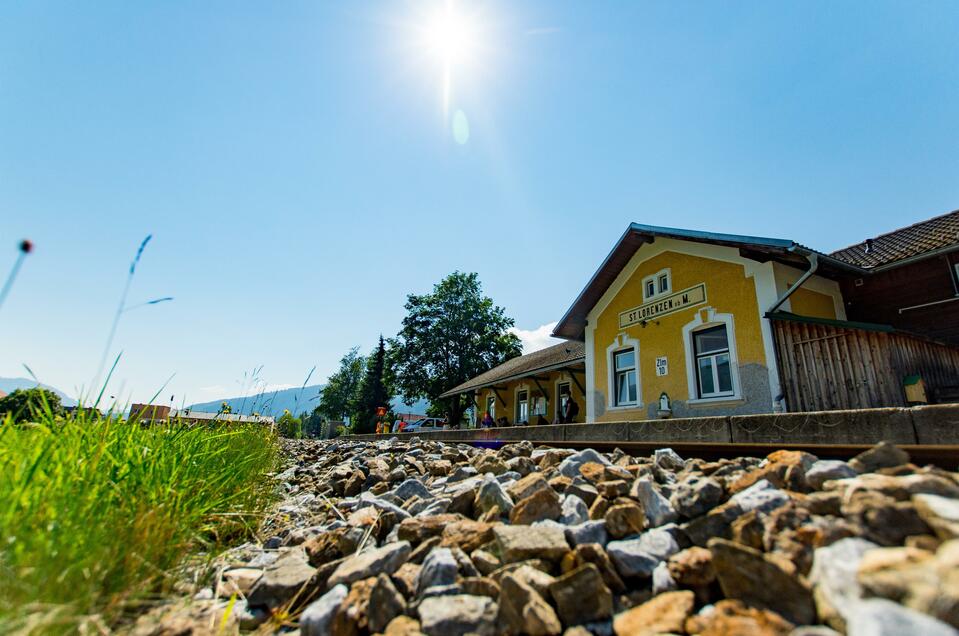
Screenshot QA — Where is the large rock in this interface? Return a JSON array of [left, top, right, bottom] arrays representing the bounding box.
[[844, 598, 958, 636], [327, 541, 411, 587], [507, 473, 552, 502], [709, 537, 816, 626], [417, 547, 459, 595], [914, 494, 959, 540], [559, 494, 590, 525], [247, 550, 317, 609], [395, 478, 432, 501], [559, 449, 612, 478], [809, 537, 880, 632], [612, 590, 695, 636], [398, 514, 465, 545], [475, 474, 514, 515], [441, 519, 498, 553], [298, 584, 348, 636], [565, 520, 608, 547], [857, 541, 959, 629], [498, 573, 563, 635], [510, 487, 562, 526], [417, 594, 499, 636], [671, 474, 724, 518], [806, 460, 857, 490], [684, 599, 794, 636], [631, 477, 678, 527], [849, 441, 910, 474], [605, 501, 646, 539], [369, 574, 407, 634], [494, 524, 569, 563], [548, 563, 613, 625], [606, 527, 681, 579], [729, 479, 790, 515]]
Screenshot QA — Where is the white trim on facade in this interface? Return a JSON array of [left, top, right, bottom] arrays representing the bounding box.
[[585, 322, 597, 421], [605, 333, 643, 411], [513, 383, 531, 425], [584, 237, 785, 414], [682, 307, 743, 405]]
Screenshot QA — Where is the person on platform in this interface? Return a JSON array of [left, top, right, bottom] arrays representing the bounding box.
[[536, 414, 549, 426], [562, 397, 580, 424], [481, 411, 494, 428]]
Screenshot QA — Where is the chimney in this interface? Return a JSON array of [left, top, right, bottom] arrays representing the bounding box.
[[864, 238, 874, 254]]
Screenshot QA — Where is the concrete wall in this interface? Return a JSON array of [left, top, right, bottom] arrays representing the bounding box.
[[343, 404, 959, 445]]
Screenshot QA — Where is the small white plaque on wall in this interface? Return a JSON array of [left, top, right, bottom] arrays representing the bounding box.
[[655, 356, 668, 376]]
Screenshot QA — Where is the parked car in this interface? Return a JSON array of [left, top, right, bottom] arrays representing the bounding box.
[[404, 417, 447, 432]]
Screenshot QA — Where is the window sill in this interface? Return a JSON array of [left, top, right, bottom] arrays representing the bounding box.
[[606, 403, 645, 411], [686, 396, 744, 409]]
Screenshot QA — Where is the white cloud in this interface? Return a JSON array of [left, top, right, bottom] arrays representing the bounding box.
[[510, 322, 562, 354]]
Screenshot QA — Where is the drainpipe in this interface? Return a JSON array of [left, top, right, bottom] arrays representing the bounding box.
[[767, 251, 819, 315]]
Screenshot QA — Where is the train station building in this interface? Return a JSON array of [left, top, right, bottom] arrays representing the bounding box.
[[443, 209, 959, 423]]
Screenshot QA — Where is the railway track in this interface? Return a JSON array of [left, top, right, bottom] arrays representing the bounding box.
[[445, 438, 959, 467]]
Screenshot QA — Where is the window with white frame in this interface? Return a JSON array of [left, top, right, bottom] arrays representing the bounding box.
[[532, 395, 547, 416], [692, 325, 734, 398], [486, 395, 495, 419], [658, 271, 670, 294], [613, 349, 638, 405], [642, 269, 671, 300], [516, 390, 529, 424]]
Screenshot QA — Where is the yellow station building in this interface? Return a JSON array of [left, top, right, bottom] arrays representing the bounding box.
[[444, 213, 959, 423]]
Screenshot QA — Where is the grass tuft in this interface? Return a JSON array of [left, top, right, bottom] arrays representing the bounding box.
[[0, 409, 280, 633]]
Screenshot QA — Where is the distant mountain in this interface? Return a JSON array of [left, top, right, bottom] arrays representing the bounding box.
[[0, 377, 78, 407], [187, 384, 430, 418]]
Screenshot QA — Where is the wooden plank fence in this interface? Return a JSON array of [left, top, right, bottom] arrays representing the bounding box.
[[772, 317, 959, 412]]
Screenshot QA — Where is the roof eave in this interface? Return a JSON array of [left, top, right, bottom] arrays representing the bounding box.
[[438, 355, 586, 398]]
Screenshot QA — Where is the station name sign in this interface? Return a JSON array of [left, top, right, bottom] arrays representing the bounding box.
[[619, 283, 707, 328]]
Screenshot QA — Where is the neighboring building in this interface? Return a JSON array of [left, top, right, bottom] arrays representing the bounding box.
[[130, 403, 275, 425], [445, 210, 959, 421], [440, 341, 586, 425], [832, 211, 959, 345]]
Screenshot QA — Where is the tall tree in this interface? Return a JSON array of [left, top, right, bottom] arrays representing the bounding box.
[[317, 347, 365, 424], [390, 272, 522, 425], [353, 336, 392, 434]]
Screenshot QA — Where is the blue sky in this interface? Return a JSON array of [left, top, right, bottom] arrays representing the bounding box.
[[2, 1, 958, 407]]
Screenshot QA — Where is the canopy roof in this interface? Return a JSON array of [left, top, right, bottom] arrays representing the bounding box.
[[439, 341, 585, 398]]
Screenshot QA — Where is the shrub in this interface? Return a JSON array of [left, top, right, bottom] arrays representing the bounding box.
[[0, 387, 64, 423]]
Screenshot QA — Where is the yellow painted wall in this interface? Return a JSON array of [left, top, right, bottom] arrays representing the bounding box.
[[591, 250, 767, 421], [789, 287, 837, 320], [476, 369, 585, 425]]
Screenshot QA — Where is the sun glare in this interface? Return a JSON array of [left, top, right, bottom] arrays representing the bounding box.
[[424, 3, 476, 67], [417, 1, 483, 120]]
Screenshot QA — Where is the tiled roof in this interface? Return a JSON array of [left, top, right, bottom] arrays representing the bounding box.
[[439, 341, 586, 397], [831, 209, 959, 268]]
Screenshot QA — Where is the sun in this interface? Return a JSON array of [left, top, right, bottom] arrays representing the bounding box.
[[418, 1, 482, 118], [424, 2, 477, 68]]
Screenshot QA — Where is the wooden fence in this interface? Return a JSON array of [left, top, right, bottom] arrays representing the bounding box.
[[771, 316, 959, 412]]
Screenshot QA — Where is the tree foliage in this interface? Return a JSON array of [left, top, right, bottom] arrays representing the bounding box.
[[389, 272, 522, 425], [0, 388, 65, 424], [353, 335, 392, 435], [317, 347, 366, 423], [276, 410, 302, 438]]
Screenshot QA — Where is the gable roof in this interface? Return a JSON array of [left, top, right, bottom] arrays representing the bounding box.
[[439, 340, 585, 398], [551, 223, 862, 340], [830, 209, 959, 269]]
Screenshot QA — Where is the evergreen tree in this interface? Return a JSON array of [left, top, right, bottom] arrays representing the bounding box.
[[353, 335, 391, 434]]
